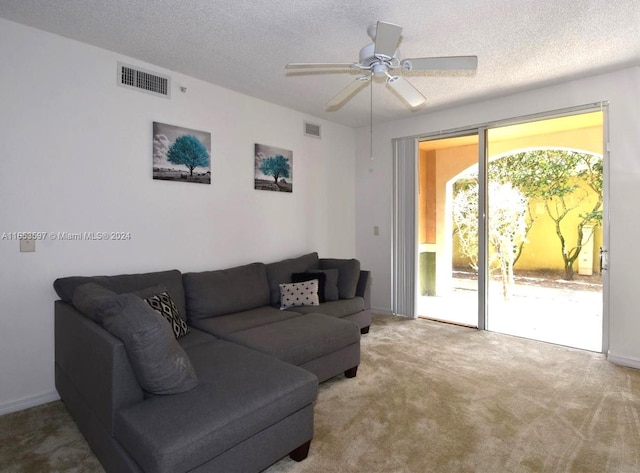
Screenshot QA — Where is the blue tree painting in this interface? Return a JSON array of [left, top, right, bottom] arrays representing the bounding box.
[[153, 122, 211, 184], [254, 143, 293, 192]]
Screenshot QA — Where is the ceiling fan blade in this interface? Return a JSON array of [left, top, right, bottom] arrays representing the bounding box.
[[401, 56, 478, 71], [326, 77, 370, 109], [286, 62, 354, 70], [374, 21, 402, 57], [386, 76, 426, 109]]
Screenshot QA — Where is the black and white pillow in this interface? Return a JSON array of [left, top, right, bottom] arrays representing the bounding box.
[[145, 291, 189, 339], [279, 280, 319, 310]]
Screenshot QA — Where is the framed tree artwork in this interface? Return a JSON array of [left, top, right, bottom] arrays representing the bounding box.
[[254, 143, 293, 192], [153, 122, 211, 184]]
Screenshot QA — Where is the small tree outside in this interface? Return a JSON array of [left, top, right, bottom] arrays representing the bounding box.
[[259, 155, 291, 185], [487, 183, 529, 300], [489, 150, 602, 280], [452, 181, 480, 271], [167, 135, 210, 177], [453, 181, 528, 300]]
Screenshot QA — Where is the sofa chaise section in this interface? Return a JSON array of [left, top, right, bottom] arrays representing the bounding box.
[[114, 339, 317, 473], [223, 313, 361, 382]]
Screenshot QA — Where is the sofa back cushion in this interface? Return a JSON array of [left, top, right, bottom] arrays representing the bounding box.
[[183, 262, 270, 319], [265, 252, 319, 305], [54, 270, 187, 321], [319, 258, 361, 299]]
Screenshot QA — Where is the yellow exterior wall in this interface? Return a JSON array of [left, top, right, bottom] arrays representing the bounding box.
[[508, 180, 603, 272]]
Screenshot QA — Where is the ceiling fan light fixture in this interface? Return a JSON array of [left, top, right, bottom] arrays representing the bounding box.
[[286, 20, 477, 110], [372, 63, 389, 77]]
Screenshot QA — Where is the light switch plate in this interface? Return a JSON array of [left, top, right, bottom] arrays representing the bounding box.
[[20, 238, 36, 252]]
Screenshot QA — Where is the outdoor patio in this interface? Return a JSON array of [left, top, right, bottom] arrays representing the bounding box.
[[418, 271, 603, 352]]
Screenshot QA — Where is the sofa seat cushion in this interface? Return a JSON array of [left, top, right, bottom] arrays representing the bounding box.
[[287, 297, 365, 318], [225, 313, 360, 367], [183, 263, 271, 319], [114, 340, 318, 473], [177, 327, 218, 350], [190, 306, 301, 336]]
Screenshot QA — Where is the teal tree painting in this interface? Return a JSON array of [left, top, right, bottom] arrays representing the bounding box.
[[153, 122, 211, 184], [254, 143, 293, 193]]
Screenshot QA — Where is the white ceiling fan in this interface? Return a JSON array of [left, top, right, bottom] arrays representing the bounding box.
[[286, 21, 478, 110]]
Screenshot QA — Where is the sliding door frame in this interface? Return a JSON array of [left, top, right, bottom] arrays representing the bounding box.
[[477, 127, 488, 330], [392, 102, 609, 352]]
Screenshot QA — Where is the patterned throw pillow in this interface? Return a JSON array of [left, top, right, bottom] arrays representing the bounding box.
[[279, 280, 319, 310], [144, 291, 189, 339]]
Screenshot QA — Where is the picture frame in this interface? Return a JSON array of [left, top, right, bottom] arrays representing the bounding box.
[[153, 122, 211, 184], [254, 143, 293, 193]]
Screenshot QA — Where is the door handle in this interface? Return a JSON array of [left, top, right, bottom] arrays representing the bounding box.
[[599, 247, 608, 272]]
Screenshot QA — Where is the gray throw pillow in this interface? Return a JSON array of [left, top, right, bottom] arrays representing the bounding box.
[[319, 268, 340, 301], [319, 259, 361, 299], [102, 293, 198, 395], [72, 283, 119, 324]]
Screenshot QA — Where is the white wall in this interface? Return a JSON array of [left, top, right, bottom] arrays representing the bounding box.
[[355, 67, 640, 366], [0, 19, 356, 413]]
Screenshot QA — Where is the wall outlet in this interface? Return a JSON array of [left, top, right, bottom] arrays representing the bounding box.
[[20, 238, 36, 252], [373, 225, 379, 236]]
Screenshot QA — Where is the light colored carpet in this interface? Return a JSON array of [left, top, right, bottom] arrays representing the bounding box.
[[2, 314, 639, 473]]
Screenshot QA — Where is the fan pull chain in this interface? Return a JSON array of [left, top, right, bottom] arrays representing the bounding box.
[[370, 74, 374, 161]]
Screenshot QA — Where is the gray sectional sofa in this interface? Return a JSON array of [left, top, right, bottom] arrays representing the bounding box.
[[53, 252, 371, 473]]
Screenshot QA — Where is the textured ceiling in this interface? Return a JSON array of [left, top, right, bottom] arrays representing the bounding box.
[[1, 0, 639, 128]]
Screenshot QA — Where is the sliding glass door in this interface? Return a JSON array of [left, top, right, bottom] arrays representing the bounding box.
[[486, 111, 604, 351], [417, 133, 479, 327], [408, 107, 606, 352]]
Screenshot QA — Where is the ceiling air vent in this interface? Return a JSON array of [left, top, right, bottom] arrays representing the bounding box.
[[304, 121, 321, 139], [117, 62, 171, 98]]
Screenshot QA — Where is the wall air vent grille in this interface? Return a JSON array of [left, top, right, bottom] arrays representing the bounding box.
[[118, 62, 170, 98], [304, 121, 321, 139]]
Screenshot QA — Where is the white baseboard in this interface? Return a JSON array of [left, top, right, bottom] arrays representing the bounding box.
[[607, 353, 640, 370], [0, 390, 60, 416]]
